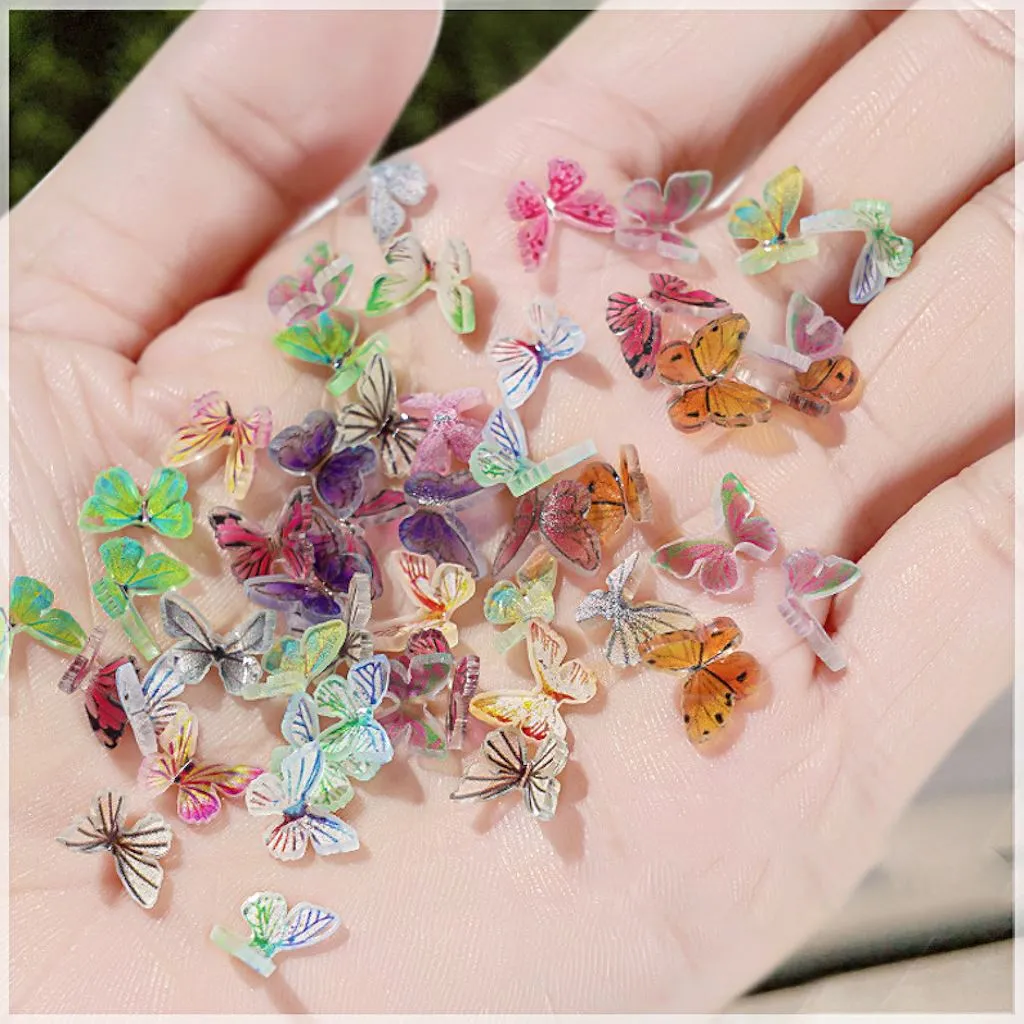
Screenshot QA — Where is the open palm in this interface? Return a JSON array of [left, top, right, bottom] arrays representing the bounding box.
[[9, 8, 1014, 1014]]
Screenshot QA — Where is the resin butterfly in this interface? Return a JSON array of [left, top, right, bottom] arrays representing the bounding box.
[[7, 575, 86, 658], [209, 486, 315, 584], [92, 539, 191, 660], [575, 550, 696, 668], [727, 166, 818, 275], [273, 308, 388, 396], [641, 617, 761, 745], [306, 504, 382, 602], [401, 388, 488, 475], [800, 198, 913, 304], [57, 790, 173, 910], [210, 890, 341, 978], [577, 444, 654, 543], [368, 160, 429, 246], [58, 628, 133, 749], [471, 620, 597, 742], [163, 392, 272, 500], [615, 171, 713, 262], [483, 547, 558, 653], [451, 726, 569, 822], [138, 708, 262, 825], [605, 272, 729, 379], [336, 353, 426, 478], [653, 473, 777, 595], [469, 401, 596, 498], [506, 157, 617, 271], [779, 548, 861, 671], [376, 641, 455, 757], [79, 467, 193, 538], [245, 741, 360, 861], [114, 654, 189, 757], [243, 617, 349, 701], [492, 480, 602, 576], [655, 313, 773, 433], [373, 552, 475, 652], [447, 649, 481, 751], [159, 594, 276, 696], [488, 300, 586, 409], [365, 233, 475, 335], [398, 470, 486, 578], [267, 243, 355, 324]]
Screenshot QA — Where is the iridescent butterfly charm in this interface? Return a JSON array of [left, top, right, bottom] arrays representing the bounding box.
[[79, 467, 193, 538], [483, 547, 558, 653], [267, 243, 356, 324], [368, 160, 429, 247], [615, 171, 713, 262], [6, 575, 87, 667]]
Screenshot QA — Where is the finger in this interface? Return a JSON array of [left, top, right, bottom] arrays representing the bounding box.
[[11, 9, 441, 358], [711, 4, 1015, 319]]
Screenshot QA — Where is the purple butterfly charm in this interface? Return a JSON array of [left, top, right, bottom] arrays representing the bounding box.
[[306, 507, 378, 600], [243, 574, 345, 625], [269, 410, 377, 518], [398, 471, 485, 578]]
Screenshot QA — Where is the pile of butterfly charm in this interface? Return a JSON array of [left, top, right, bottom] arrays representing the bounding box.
[[2, 156, 910, 976]]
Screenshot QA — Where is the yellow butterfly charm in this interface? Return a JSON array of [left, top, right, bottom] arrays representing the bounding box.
[[469, 620, 597, 742], [727, 166, 818, 276], [482, 548, 558, 653]]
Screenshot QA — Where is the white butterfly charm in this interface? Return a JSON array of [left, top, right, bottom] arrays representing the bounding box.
[[368, 160, 429, 247], [114, 654, 189, 756]]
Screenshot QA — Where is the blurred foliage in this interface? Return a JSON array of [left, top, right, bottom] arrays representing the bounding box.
[[9, 10, 587, 205]]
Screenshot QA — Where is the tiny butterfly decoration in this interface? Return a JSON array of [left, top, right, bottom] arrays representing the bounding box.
[[483, 547, 558, 653], [398, 470, 486, 578], [267, 243, 356, 324], [401, 389, 488, 476], [58, 626, 133, 750], [6, 575, 87, 662], [577, 444, 654, 544], [615, 171, 713, 262], [114, 655, 189, 757], [79, 467, 193, 539], [507, 157, 617, 271], [368, 160, 429, 247], [652, 473, 777, 596]]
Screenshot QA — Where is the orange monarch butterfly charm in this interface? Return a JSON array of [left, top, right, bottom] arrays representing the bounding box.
[[639, 616, 760, 745], [577, 444, 653, 542], [655, 314, 772, 433]]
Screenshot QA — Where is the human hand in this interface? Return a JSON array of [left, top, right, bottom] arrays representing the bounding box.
[[9, 7, 1014, 1013]]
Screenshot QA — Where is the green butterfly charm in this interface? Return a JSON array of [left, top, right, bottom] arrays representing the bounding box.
[[79, 467, 193, 538], [92, 538, 191, 659], [2, 576, 87, 679], [272, 308, 389, 396]]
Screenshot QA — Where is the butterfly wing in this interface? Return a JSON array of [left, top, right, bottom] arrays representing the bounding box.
[[849, 238, 886, 305], [784, 549, 861, 601], [619, 444, 653, 522], [550, 159, 616, 231], [470, 403, 529, 488], [489, 336, 544, 409], [470, 690, 559, 742], [164, 392, 232, 467], [83, 658, 130, 749], [365, 233, 431, 315], [209, 508, 278, 583], [314, 444, 376, 518], [217, 610, 276, 695], [531, 301, 586, 362], [399, 508, 483, 578], [577, 461, 626, 542], [538, 481, 601, 574], [786, 292, 843, 360], [223, 405, 271, 500], [140, 468, 193, 539], [648, 273, 729, 313], [492, 488, 541, 575], [177, 761, 263, 824], [112, 811, 173, 909], [446, 655, 480, 750], [605, 292, 660, 379], [8, 576, 87, 654], [369, 161, 428, 246], [652, 539, 738, 595], [521, 734, 569, 822], [79, 467, 145, 532], [506, 180, 551, 270], [434, 238, 475, 334], [722, 472, 778, 560], [451, 727, 528, 803], [661, 170, 713, 224], [277, 901, 342, 951], [527, 620, 598, 707]]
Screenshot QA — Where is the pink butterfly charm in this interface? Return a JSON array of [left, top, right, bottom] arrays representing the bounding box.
[[401, 389, 489, 475], [741, 292, 844, 372], [779, 549, 861, 671], [615, 171, 712, 262], [267, 243, 355, 325], [506, 157, 617, 271], [652, 473, 777, 595], [377, 637, 455, 757], [606, 272, 730, 379]]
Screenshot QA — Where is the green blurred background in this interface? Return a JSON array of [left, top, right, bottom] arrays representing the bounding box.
[[9, 9, 587, 205]]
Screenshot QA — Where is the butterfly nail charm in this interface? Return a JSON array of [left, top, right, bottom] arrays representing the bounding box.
[[488, 300, 586, 409], [401, 389, 488, 475], [471, 620, 597, 741], [57, 789, 173, 910], [365, 233, 476, 335], [779, 549, 861, 671], [735, 294, 859, 418], [159, 594, 276, 695], [640, 617, 761, 745], [268, 243, 356, 324], [492, 480, 602, 577], [506, 157, 617, 271], [377, 641, 455, 757], [373, 552, 475, 652], [245, 741, 360, 861], [653, 473, 777, 595], [575, 551, 696, 668], [210, 487, 315, 584], [138, 708, 263, 825], [273, 309, 388, 397], [606, 273, 729, 380], [6, 575, 87, 666], [79, 467, 193, 538], [58, 627, 134, 749], [469, 402, 596, 498], [577, 444, 654, 544], [336, 353, 426, 478], [655, 313, 773, 433], [243, 617, 349, 701], [92, 538, 191, 660], [451, 726, 569, 822], [398, 470, 485, 578], [483, 547, 558, 653], [800, 199, 913, 304], [615, 171, 713, 262], [210, 890, 341, 978], [164, 392, 272, 500], [727, 166, 818, 275], [368, 160, 429, 246], [114, 655, 189, 757]]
